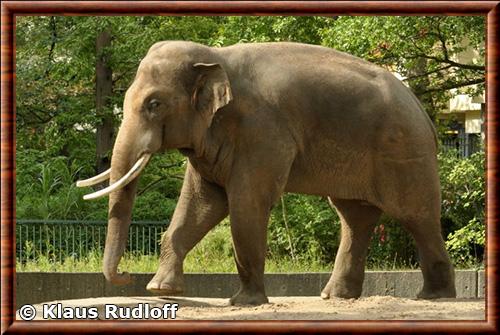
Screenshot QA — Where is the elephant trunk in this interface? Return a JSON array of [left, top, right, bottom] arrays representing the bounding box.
[[76, 116, 153, 284], [102, 133, 141, 285], [102, 185, 137, 285]]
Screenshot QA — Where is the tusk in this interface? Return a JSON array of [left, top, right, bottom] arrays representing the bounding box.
[[82, 154, 151, 200], [76, 168, 111, 187]]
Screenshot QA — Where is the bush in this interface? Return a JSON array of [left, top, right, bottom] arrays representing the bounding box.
[[367, 216, 418, 269], [16, 154, 105, 220], [439, 149, 485, 268], [269, 194, 339, 264]]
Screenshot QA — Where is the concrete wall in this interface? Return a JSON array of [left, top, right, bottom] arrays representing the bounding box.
[[16, 270, 484, 309]]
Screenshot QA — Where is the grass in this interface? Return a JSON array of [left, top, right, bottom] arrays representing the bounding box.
[[16, 252, 332, 273]]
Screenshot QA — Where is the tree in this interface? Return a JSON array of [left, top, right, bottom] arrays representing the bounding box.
[[95, 29, 114, 175], [319, 16, 485, 119]]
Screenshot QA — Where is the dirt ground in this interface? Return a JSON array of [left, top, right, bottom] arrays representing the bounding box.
[[24, 296, 485, 320]]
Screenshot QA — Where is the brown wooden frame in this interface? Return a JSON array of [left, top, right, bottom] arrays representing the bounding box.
[[1, 1, 498, 333]]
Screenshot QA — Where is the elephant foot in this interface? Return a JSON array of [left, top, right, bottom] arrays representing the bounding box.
[[146, 270, 184, 295], [229, 288, 269, 306], [417, 286, 456, 299], [417, 263, 456, 299], [321, 280, 362, 300]]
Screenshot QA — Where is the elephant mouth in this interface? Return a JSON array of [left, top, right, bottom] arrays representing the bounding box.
[[76, 153, 151, 200]]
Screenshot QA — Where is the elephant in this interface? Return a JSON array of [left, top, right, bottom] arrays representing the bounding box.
[[77, 41, 456, 305]]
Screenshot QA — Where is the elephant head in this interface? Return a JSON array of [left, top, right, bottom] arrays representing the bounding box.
[[77, 42, 232, 285]]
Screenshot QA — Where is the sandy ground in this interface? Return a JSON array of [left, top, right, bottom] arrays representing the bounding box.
[[21, 296, 485, 321]]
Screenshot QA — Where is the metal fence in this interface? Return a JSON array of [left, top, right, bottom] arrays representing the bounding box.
[[440, 134, 482, 158], [16, 219, 169, 264]]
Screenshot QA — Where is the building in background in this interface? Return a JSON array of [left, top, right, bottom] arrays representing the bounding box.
[[439, 91, 484, 157], [437, 42, 484, 157]]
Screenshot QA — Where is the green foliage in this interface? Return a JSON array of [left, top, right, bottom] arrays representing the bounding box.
[[269, 194, 339, 263], [16, 155, 105, 220], [367, 217, 419, 270], [439, 150, 485, 268]]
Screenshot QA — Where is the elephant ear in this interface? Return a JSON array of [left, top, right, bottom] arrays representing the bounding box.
[[192, 63, 232, 116]]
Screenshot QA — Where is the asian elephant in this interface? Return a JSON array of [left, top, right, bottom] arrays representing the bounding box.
[[77, 41, 456, 305]]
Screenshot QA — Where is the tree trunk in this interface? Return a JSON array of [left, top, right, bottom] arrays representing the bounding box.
[[95, 30, 114, 175]]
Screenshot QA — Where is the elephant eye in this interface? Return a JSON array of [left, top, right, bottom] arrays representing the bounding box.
[[147, 99, 161, 111]]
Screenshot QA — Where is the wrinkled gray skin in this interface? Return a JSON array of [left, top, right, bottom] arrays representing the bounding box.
[[104, 41, 456, 305]]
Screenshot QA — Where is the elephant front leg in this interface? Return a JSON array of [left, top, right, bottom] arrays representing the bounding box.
[[228, 198, 271, 306], [147, 164, 228, 294], [226, 159, 292, 305]]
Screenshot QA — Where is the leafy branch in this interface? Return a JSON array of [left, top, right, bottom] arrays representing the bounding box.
[[421, 78, 485, 94]]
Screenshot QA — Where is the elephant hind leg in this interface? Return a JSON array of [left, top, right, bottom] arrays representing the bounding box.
[[322, 198, 382, 299], [375, 158, 456, 299], [400, 216, 456, 299], [382, 186, 456, 298]]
